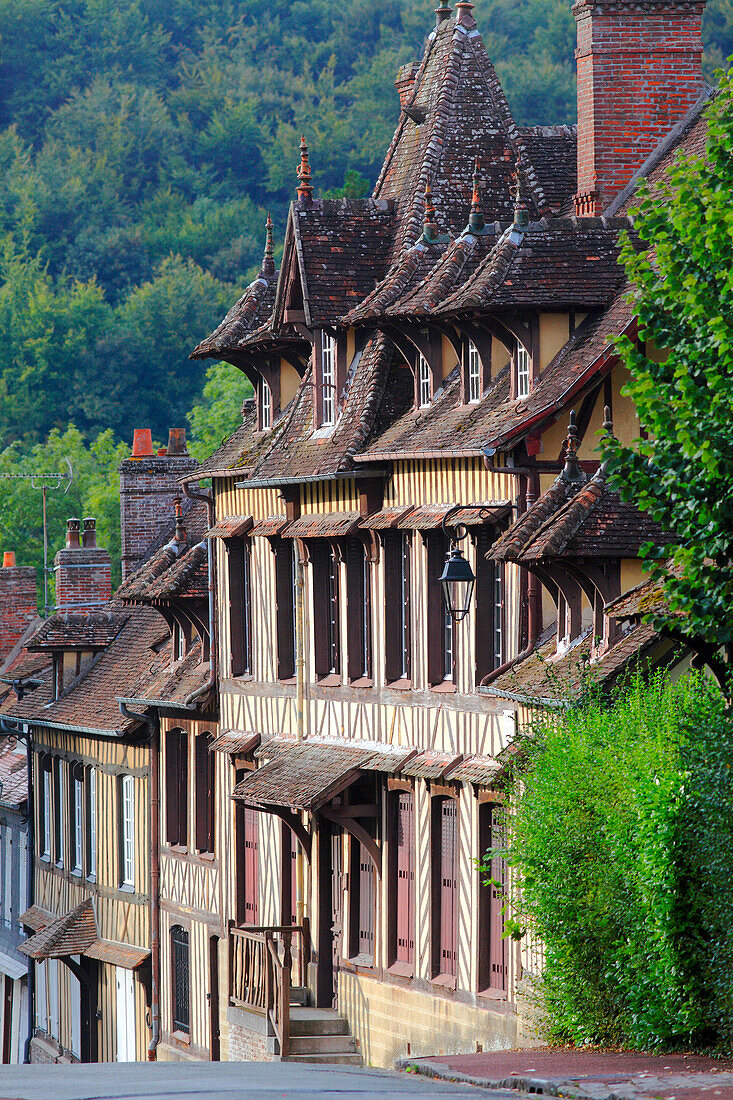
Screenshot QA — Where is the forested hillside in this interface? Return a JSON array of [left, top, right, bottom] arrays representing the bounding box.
[[0, 0, 730, 584]]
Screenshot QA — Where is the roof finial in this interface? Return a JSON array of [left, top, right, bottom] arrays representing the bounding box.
[[455, 0, 475, 25], [174, 496, 187, 543], [261, 212, 275, 278], [603, 405, 614, 436], [562, 410, 584, 484], [435, 0, 452, 23], [469, 157, 485, 233], [296, 135, 313, 204], [513, 155, 529, 230], [423, 180, 439, 243]]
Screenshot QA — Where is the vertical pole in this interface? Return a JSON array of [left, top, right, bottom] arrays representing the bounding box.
[[295, 548, 306, 926], [42, 487, 48, 618]]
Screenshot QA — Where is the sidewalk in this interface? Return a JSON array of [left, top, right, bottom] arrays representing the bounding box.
[[398, 1049, 733, 1099]]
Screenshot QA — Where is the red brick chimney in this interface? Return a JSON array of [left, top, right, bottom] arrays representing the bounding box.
[[0, 553, 37, 666], [395, 61, 420, 108], [573, 0, 706, 215], [119, 428, 198, 580], [54, 518, 112, 612]]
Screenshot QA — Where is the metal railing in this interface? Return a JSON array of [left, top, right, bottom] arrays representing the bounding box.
[[229, 920, 310, 1057]]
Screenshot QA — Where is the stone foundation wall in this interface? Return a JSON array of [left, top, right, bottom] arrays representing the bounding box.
[[224, 1005, 275, 1062]]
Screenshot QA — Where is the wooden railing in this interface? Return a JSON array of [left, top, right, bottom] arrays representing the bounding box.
[[229, 920, 310, 1058]]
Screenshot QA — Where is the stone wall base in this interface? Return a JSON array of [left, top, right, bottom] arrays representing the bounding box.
[[224, 1005, 276, 1062]]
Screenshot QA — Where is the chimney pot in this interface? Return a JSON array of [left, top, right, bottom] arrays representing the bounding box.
[[131, 428, 154, 459], [66, 518, 81, 549], [82, 517, 98, 548], [167, 428, 189, 456], [3, 551, 16, 568]]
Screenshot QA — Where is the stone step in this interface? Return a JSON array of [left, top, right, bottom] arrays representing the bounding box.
[[287, 1033, 357, 1055], [288, 1007, 350, 1037], [282, 1051, 364, 1066]]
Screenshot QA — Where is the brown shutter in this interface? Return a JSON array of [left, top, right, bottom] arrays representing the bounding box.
[[474, 529, 492, 683], [195, 733, 208, 853], [274, 541, 295, 679], [227, 538, 245, 676], [165, 731, 180, 846], [311, 544, 329, 678], [396, 792, 415, 963], [207, 738, 216, 854], [426, 536, 446, 686], [346, 540, 363, 682], [439, 799, 458, 976], [243, 807, 259, 924], [358, 846, 375, 961]]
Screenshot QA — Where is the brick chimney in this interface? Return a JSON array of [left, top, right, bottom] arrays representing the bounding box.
[[119, 428, 198, 580], [55, 518, 112, 612], [0, 553, 37, 666], [573, 0, 706, 215], [395, 61, 420, 108]]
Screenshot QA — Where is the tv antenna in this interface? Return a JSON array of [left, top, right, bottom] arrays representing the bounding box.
[[0, 458, 74, 617]]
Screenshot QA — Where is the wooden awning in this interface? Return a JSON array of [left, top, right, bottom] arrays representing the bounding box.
[[233, 740, 375, 812], [396, 503, 511, 530], [359, 507, 415, 530], [205, 515, 253, 539], [20, 899, 96, 960], [250, 515, 288, 537], [84, 940, 150, 970], [282, 512, 361, 539], [209, 731, 260, 754], [444, 755, 500, 785], [19, 905, 54, 932]]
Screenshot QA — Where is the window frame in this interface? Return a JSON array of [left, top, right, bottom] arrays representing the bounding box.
[[426, 533, 455, 687], [39, 755, 52, 861], [312, 542, 341, 682], [387, 788, 415, 972], [86, 765, 97, 881], [227, 536, 253, 677], [195, 732, 215, 856], [120, 774, 135, 889], [346, 539, 372, 684], [165, 729, 189, 849], [52, 756, 63, 868], [515, 343, 531, 399], [467, 340, 482, 403], [320, 330, 337, 427], [478, 801, 509, 995], [260, 374, 272, 431], [171, 924, 190, 1036], [70, 762, 84, 877], [417, 352, 432, 408], [384, 532, 411, 685], [431, 793, 459, 984], [274, 539, 296, 681], [474, 530, 505, 683]]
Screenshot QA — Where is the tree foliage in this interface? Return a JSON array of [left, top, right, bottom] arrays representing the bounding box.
[[495, 672, 733, 1050], [605, 69, 733, 649]]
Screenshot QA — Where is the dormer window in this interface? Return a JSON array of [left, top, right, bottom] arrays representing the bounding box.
[[418, 353, 432, 407], [467, 341, 481, 403], [320, 331, 336, 427], [516, 345, 531, 398], [174, 623, 187, 662], [260, 376, 272, 430]]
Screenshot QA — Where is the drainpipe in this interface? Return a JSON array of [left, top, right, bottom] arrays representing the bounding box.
[[0, 716, 35, 1063], [182, 484, 217, 706], [294, 543, 306, 927], [118, 703, 160, 1061]]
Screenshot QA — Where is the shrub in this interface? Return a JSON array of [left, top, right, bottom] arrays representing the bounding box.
[[491, 671, 733, 1050]]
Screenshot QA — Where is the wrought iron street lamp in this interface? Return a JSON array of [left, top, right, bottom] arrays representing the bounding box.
[[439, 543, 475, 622]]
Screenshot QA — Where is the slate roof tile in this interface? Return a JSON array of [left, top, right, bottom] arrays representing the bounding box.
[[0, 737, 27, 809], [26, 611, 128, 650]]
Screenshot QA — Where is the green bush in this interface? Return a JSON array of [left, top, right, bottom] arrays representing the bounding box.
[[493, 671, 733, 1050]]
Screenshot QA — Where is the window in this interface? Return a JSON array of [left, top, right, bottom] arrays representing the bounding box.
[[120, 774, 135, 887], [418, 352, 431, 407], [432, 797, 458, 980], [389, 790, 415, 969], [427, 534, 455, 686], [228, 537, 252, 677], [236, 798, 259, 925], [312, 544, 340, 680], [53, 756, 63, 867], [71, 763, 84, 876], [474, 532, 505, 682], [516, 344, 531, 398], [467, 340, 481, 402], [35, 959, 48, 1033], [86, 766, 97, 880], [349, 837, 376, 965], [478, 803, 508, 993], [174, 623, 186, 662], [260, 375, 272, 430], [166, 729, 188, 848], [320, 330, 336, 427], [384, 533, 411, 683], [171, 926, 190, 1035], [346, 540, 371, 683], [195, 733, 215, 855], [40, 756, 52, 860], [274, 541, 296, 680]]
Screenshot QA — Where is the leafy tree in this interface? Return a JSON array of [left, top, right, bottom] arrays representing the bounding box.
[[188, 360, 253, 462], [605, 68, 733, 656]]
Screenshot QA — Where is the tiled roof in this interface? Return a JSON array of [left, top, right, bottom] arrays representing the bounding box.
[[605, 570, 682, 621], [484, 623, 661, 706], [250, 515, 287, 537], [84, 940, 149, 969], [209, 731, 260, 754], [282, 512, 361, 539], [0, 737, 27, 809], [401, 750, 462, 779], [492, 468, 673, 562], [124, 637, 211, 710], [444, 754, 500, 785], [117, 499, 209, 604], [19, 906, 54, 932], [232, 739, 377, 811], [20, 898, 97, 960], [206, 515, 253, 539], [519, 125, 577, 213], [26, 611, 128, 650], [359, 507, 415, 530], [191, 266, 278, 362]]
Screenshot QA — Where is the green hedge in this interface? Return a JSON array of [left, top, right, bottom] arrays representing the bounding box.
[[495, 671, 733, 1050]]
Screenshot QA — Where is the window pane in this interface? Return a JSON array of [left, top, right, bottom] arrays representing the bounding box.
[[122, 775, 135, 886], [418, 353, 431, 407], [516, 346, 530, 397], [171, 926, 190, 1034], [468, 341, 481, 402], [87, 767, 97, 878], [261, 376, 271, 430], [321, 331, 336, 426]]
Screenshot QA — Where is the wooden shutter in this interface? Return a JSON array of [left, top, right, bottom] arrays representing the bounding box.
[[311, 543, 332, 679], [207, 740, 216, 854], [474, 529, 493, 683], [396, 792, 415, 963], [274, 542, 295, 679], [358, 846, 375, 961], [484, 806, 508, 991], [195, 733, 212, 853], [346, 539, 369, 682], [439, 799, 458, 976], [165, 731, 180, 846], [227, 539, 245, 676], [383, 534, 401, 683], [243, 807, 259, 924], [426, 535, 446, 686]]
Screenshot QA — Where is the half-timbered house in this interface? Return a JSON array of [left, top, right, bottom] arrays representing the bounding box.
[[185, 0, 711, 1068]]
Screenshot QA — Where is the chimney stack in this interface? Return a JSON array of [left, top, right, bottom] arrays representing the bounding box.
[[395, 61, 420, 108], [119, 428, 198, 580], [55, 517, 112, 612], [0, 554, 37, 666], [573, 0, 706, 216]]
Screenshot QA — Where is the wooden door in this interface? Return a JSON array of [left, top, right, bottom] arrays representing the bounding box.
[[439, 800, 458, 977], [69, 956, 81, 1060], [209, 936, 220, 1061], [115, 967, 135, 1062], [243, 807, 259, 925], [331, 829, 343, 994], [357, 845, 375, 962]]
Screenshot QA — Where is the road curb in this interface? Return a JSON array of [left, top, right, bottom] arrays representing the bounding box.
[[396, 1057, 578, 1096]]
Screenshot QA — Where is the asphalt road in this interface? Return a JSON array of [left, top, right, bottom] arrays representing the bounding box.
[[0, 1061, 518, 1100]]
